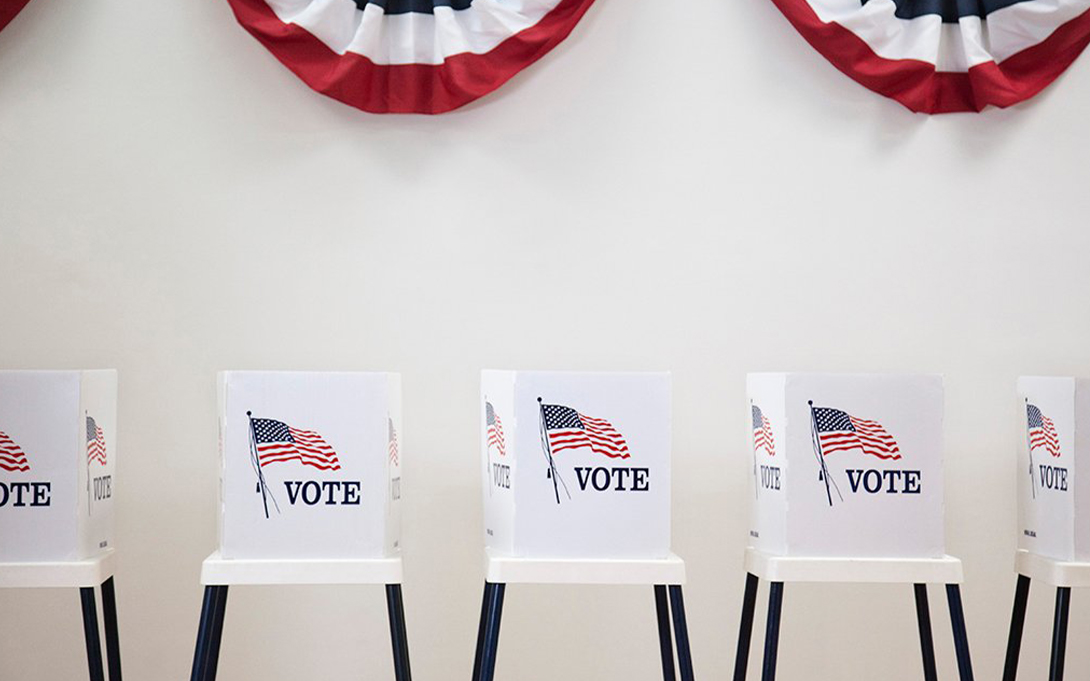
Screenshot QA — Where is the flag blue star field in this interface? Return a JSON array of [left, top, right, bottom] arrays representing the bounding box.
[[770, 0, 1090, 112], [812, 406, 901, 460], [224, 0, 598, 113], [541, 403, 629, 459]]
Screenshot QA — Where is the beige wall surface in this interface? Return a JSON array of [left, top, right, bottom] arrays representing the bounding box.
[[2, 0, 1090, 679]]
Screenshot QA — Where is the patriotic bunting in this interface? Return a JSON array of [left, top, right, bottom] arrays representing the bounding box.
[[0, 0, 32, 34], [771, 0, 1090, 112], [224, 0, 598, 114]]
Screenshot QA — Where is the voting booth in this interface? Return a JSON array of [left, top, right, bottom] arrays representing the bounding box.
[[735, 374, 972, 681], [190, 371, 410, 681], [472, 371, 693, 681], [1002, 377, 1090, 681], [0, 370, 122, 681]]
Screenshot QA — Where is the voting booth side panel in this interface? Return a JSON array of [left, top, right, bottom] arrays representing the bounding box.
[[746, 373, 788, 556], [783, 374, 946, 559], [511, 372, 672, 560], [219, 372, 389, 561], [1017, 376, 1077, 562], [77, 370, 118, 559], [482, 371, 516, 556], [1075, 380, 1090, 561], [0, 371, 80, 562]]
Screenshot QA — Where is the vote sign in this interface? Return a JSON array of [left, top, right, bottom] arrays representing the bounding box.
[[218, 371, 402, 560], [482, 371, 671, 560], [0, 370, 117, 562], [1017, 377, 1090, 562], [747, 373, 945, 559]]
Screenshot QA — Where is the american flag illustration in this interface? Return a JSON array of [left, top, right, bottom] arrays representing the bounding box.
[[87, 416, 107, 466], [1027, 404, 1061, 458], [388, 417, 399, 465], [251, 417, 341, 471], [486, 401, 505, 457], [0, 428, 29, 472], [541, 403, 629, 459], [812, 406, 901, 460], [752, 405, 775, 456]]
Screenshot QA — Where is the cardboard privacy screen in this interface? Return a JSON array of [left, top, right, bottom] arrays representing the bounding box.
[[218, 372, 402, 560], [747, 373, 945, 559], [482, 371, 671, 560], [0, 370, 117, 563], [1017, 377, 1090, 562]]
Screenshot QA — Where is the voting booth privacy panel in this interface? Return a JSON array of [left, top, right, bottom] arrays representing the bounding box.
[[747, 373, 945, 559], [0, 370, 117, 563], [1016, 376, 1090, 562], [217, 371, 402, 560], [481, 371, 671, 560]]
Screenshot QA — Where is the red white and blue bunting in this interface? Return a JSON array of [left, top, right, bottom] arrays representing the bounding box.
[[225, 0, 597, 114], [772, 0, 1090, 112], [0, 0, 32, 33]]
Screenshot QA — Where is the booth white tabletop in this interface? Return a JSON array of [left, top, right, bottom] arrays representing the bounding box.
[[0, 549, 116, 589], [1014, 549, 1090, 588], [484, 548, 686, 585], [200, 551, 403, 586], [744, 547, 964, 584]]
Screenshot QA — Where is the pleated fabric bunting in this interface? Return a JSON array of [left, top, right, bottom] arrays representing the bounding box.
[[225, 0, 598, 114], [0, 0, 33, 33], [772, 0, 1090, 113]]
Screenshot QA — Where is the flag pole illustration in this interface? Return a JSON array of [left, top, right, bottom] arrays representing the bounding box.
[[751, 401, 758, 499], [808, 401, 836, 507], [810, 401, 901, 506], [537, 398, 564, 505], [86, 411, 92, 515], [538, 398, 630, 505], [247, 411, 273, 519], [1026, 399, 1037, 499]]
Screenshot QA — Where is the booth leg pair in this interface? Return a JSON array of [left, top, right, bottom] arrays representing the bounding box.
[[0, 550, 123, 681], [189, 553, 410, 681], [733, 549, 973, 681], [471, 551, 692, 681], [1001, 550, 1090, 681]]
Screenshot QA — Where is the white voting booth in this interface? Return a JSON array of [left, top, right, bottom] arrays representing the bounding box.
[[1002, 377, 1090, 681], [190, 371, 410, 681], [735, 374, 972, 681], [473, 371, 692, 681], [0, 370, 122, 681]]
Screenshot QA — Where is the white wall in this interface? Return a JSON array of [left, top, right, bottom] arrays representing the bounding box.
[[2, 0, 1089, 678]]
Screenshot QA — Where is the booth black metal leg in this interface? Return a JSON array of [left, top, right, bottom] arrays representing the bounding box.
[[733, 573, 759, 681], [471, 585, 490, 681], [668, 585, 695, 681], [80, 587, 106, 681], [913, 584, 937, 681], [1002, 574, 1031, 681], [1049, 587, 1071, 681], [101, 577, 123, 681], [654, 585, 676, 681], [761, 582, 784, 681], [190, 586, 229, 681], [945, 584, 974, 681], [386, 584, 413, 681], [204, 586, 229, 681], [475, 582, 505, 681]]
